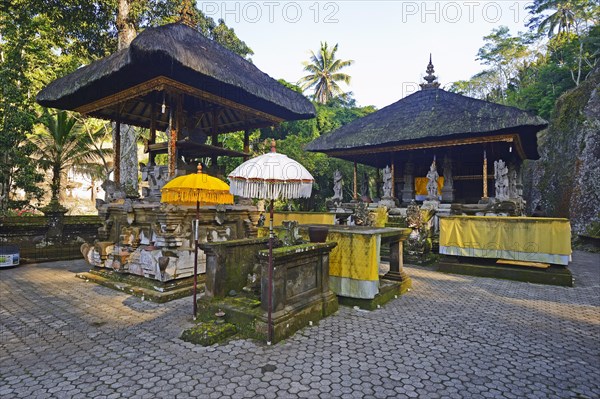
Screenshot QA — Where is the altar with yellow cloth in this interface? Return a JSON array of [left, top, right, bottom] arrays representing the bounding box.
[[439, 216, 572, 265], [298, 226, 411, 299]]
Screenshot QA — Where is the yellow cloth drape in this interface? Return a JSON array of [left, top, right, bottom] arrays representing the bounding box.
[[259, 227, 380, 281], [327, 232, 379, 281], [415, 177, 444, 196], [440, 216, 572, 255]]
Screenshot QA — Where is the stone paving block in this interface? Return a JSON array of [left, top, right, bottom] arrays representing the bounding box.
[[1, 253, 599, 398]]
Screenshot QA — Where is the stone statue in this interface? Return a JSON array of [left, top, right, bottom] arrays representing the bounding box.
[[426, 160, 439, 200], [141, 164, 169, 200], [332, 170, 343, 201], [101, 179, 126, 203], [406, 200, 423, 229], [382, 165, 393, 198], [494, 159, 509, 200]]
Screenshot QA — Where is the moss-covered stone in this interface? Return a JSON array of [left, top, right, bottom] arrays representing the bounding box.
[[180, 321, 237, 346], [524, 66, 600, 236], [197, 295, 265, 342]]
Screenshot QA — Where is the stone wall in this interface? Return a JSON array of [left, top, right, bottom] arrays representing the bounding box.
[[524, 66, 600, 234], [0, 216, 101, 262]]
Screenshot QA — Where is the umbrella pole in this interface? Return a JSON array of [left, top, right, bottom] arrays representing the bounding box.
[[267, 199, 274, 345], [193, 200, 199, 320]]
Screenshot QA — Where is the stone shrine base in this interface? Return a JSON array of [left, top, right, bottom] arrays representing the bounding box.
[[337, 277, 412, 311], [437, 256, 573, 287], [75, 267, 202, 302], [192, 291, 338, 345]]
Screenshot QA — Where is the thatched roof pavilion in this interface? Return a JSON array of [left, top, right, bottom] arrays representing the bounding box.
[[306, 58, 548, 204], [305, 88, 547, 165], [37, 21, 315, 176]]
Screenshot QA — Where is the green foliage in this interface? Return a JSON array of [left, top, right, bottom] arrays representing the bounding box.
[[0, 4, 48, 210], [215, 81, 377, 211], [31, 110, 111, 204], [299, 42, 354, 104], [451, 1, 599, 117], [0, 0, 253, 212], [262, 97, 377, 210], [527, 0, 599, 38]]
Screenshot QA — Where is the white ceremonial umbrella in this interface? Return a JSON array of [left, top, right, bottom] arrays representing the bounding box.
[[228, 140, 314, 344]]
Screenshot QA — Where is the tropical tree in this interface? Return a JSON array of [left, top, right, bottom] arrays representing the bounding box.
[[30, 110, 111, 206], [476, 26, 533, 102], [527, 0, 600, 85], [299, 42, 354, 104], [527, 0, 599, 38]]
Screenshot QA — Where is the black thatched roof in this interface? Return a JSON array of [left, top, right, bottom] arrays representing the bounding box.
[[37, 23, 314, 129], [305, 88, 548, 159]]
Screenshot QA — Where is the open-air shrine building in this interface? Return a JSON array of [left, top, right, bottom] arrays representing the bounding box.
[[306, 58, 549, 215], [37, 18, 316, 289], [307, 58, 573, 285]]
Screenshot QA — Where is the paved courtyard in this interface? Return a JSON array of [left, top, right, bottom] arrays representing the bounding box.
[[1, 251, 599, 398]]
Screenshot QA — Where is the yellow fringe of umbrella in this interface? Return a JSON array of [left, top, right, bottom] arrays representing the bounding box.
[[161, 189, 233, 206]]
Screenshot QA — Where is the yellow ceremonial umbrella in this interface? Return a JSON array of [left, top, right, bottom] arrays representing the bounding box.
[[161, 164, 234, 319]]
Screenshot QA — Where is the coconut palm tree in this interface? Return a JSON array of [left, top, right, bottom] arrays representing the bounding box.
[[31, 110, 111, 206], [528, 0, 596, 37], [299, 42, 354, 104]]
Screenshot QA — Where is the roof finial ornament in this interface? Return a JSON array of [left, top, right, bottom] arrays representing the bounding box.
[[420, 54, 441, 90], [179, 0, 197, 27]]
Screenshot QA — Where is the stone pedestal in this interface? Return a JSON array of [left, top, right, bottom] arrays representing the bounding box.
[[258, 242, 338, 343], [201, 237, 268, 298], [86, 200, 261, 285], [41, 203, 68, 243]]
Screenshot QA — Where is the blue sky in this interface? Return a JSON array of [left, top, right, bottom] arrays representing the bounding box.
[[200, 1, 534, 108]]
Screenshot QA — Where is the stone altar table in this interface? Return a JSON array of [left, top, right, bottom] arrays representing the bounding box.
[[300, 225, 411, 299]]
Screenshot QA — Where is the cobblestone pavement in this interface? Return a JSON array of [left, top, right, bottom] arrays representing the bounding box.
[[1, 251, 599, 399]]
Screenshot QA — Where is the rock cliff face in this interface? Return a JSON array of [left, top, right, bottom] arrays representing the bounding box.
[[524, 67, 600, 234]]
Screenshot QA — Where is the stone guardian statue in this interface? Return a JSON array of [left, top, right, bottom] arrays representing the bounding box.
[[426, 160, 439, 200], [332, 170, 343, 201], [494, 159, 509, 201]]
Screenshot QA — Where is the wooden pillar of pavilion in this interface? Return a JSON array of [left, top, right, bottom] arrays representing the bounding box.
[[149, 101, 157, 165], [211, 109, 219, 168], [243, 129, 250, 161], [353, 162, 358, 201], [114, 121, 121, 183], [482, 150, 488, 199]]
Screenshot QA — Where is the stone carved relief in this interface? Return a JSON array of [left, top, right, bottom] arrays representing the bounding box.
[[332, 170, 343, 201], [382, 165, 393, 198], [494, 159, 509, 201], [426, 160, 439, 200], [141, 165, 169, 200]]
